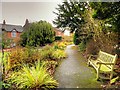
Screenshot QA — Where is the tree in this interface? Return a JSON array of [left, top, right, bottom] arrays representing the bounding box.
[[53, 0, 90, 45], [83, 2, 120, 55], [20, 20, 55, 47], [90, 2, 120, 32], [53, 0, 87, 33]]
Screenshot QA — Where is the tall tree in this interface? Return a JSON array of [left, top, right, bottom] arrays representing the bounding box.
[[90, 2, 120, 32], [85, 2, 120, 55], [53, 0, 87, 33]]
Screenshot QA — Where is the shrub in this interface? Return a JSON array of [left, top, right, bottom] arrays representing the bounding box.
[[73, 32, 79, 45], [45, 61, 58, 75], [6, 61, 58, 89], [92, 10, 97, 18], [55, 36, 62, 41], [85, 40, 99, 55], [58, 42, 66, 50], [2, 33, 13, 49], [79, 41, 86, 52], [51, 49, 67, 60], [40, 45, 55, 60], [62, 35, 73, 42], [8, 47, 41, 70], [2, 52, 11, 75], [41, 45, 67, 61], [7, 44, 67, 71], [53, 42, 66, 50], [20, 20, 55, 47]]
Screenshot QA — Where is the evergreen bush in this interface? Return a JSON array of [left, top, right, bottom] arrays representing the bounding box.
[[55, 36, 62, 41], [20, 20, 55, 47], [79, 41, 86, 52]]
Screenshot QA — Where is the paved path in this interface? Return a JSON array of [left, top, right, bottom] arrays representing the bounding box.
[[54, 45, 101, 88]]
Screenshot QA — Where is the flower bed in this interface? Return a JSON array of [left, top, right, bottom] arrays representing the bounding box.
[[2, 43, 67, 89]]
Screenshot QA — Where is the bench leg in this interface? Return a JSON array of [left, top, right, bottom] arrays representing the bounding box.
[[96, 70, 100, 80], [87, 60, 90, 66]]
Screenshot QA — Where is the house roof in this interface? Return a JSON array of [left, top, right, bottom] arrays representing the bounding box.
[[23, 23, 31, 32], [1, 24, 23, 32]]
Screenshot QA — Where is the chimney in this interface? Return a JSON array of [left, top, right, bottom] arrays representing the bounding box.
[[25, 19, 29, 25], [3, 20, 6, 25]]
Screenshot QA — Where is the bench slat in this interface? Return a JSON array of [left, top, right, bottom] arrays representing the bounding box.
[[88, 50, 117, 80]]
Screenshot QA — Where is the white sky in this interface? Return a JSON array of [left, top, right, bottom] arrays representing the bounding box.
[[0, 1, 2, 24], [1, 1, 62, 26], [1, 0, 118, 26], [1, 0, 63, 2]]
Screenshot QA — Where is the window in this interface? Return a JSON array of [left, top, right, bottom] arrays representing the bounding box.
[[11, 30, 16, 37]]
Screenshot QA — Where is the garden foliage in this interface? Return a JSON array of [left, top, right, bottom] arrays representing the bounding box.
[[2, 33, 13, 49], [3, 43, 67, 89], [4, 44, 67, 72], [54, 1, 119, 57], [55, 36, 62, 41], [20, 20, 55, 47], [6, 61, 58, 89]]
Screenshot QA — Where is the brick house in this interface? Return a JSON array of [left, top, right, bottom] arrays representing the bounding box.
[[53, 27, 71, 37], [53, 27, 64, 37], [1, 20, 23, 47]]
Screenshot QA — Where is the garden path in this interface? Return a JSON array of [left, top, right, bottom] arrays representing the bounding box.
[[54, 44, 101, 88]]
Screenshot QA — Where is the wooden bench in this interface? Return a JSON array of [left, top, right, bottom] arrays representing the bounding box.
[[88, 50, 117, 80]]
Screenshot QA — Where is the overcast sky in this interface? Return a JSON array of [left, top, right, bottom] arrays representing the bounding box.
[[1, 1, 62, 26]]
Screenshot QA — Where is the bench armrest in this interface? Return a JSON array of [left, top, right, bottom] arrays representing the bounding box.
[[88, 54, 98, 60], [97, 62, 114, 65]]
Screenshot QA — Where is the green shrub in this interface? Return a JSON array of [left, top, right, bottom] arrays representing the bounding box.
[[51, 49, 67, 60], [40, 45, 55, 60], [92, 10, 97, 18], [73, 32, 79, 45], [58, 42, 66, 50], [41, 45, 67, 61], [53, 42, 66, 50], [7, 61, 58, 89], [20, 20, 55, 47], [73, 31, 83, 45], [79, 41, 86, 52], [55, 36, 62, 41]]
